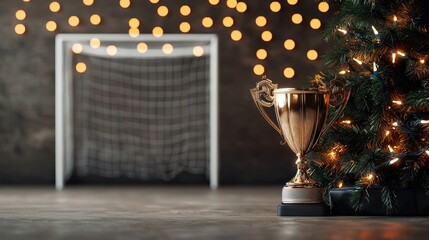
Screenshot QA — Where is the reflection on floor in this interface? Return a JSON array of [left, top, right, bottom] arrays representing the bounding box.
[[0, 186, 427, 239]]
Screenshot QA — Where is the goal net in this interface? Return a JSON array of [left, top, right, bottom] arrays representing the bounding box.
[[55, 34, 218, 189]]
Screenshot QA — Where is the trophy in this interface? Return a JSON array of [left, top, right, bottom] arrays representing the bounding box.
[[250, 76, 350, 216]]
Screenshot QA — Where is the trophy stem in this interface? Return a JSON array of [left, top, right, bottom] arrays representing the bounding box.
[[286, 153, 317, 188]]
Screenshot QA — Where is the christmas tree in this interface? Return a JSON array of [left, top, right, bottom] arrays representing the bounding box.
[[309, 0, 429, 213]]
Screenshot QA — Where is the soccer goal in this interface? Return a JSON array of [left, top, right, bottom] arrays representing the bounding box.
[[55, 34, 218, 190]]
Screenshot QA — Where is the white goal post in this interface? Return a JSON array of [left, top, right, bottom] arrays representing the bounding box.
[[55, 34, 218, 189]]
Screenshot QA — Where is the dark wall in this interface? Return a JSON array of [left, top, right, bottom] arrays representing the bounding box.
[[0, 0, 330, 184]]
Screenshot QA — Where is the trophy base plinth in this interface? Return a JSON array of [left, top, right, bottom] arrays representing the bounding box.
[[277, 203, 330, 216], [282, 186, 323, 203]]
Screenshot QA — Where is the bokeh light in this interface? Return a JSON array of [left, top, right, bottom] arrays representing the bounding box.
[[270, 1, 281, 12], [283, 67, 295, 78], [310, 18, 321, 29], [129, 28, 140, 37], [253, 64, 265, 75], [223, 16, 234, 27], [106, 45, 118, 56], [307, 50, 318, 60], [15, 10, 26, 20], [83, 0, 94, 6], [284, 39, 295, 50], [129, 18, 140, 28], [49, 2, 61, 13], [226, 0, 237, 9], [255, 16, 267, 27], [68, 16, 80, 27], [72, 43, 83, 54], [180, 5, 191, 16], [236, 2, 247, 13], [157, 6, 169, 17], [15, 24, 26, 35], [202, 17, 213, 28], [208, 0, 220, 5], [231, 30, 242, 41], [261, 31, 273, 42], [193, 46, 204, 57], [152, 26, 164, 37], [162, 43, 174, 54], [46, 21, 57, 32], [180, 22, 191, 33], [318, 2, 329, 12], [119, 0, 131, 8], [90, 38, 101, 48], [287, 0, 298, 5], [291, 14, 303, 24], [90, 14, 102, 25], [76, 62, 87, 73], [137, 42, 148, 53], [256, 49, 267, 60]]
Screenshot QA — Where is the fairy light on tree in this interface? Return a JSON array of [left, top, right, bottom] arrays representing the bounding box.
[[308, 0, 429, 214]]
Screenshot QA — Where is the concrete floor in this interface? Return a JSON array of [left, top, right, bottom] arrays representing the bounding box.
[[0, 187, 428, 240]]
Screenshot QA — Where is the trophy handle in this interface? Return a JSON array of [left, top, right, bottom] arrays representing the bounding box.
[[250, 77, 283, 138], [321, 79, 351, 136]]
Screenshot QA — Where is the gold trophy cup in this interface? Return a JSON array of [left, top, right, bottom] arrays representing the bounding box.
[[250, 77, 350, 216]]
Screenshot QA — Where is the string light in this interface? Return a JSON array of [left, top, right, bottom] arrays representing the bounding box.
[[392, 52, 397, 63], [353, 58, 363, 65], [337, 28, 347, 35], [366, 174, 374, 181], [392, 100, 402, 105], [388, 145, 394, 153], [397, 51, 406, 57], [420, 120, 429, 124], [385, 130, 391, 136], [389, 158, 399, 164], [392, 122, 398, 127], [371, 25, 379, 35], [341, 120, 351, 124], [373, 62, 378, 72], [420, 59, 425, 64], [329, 151, 336, 160], [339, 70, 347, 75], [337, 181, 344, 188], [393, 15, 398, 25], [426, 150, 429, 156]]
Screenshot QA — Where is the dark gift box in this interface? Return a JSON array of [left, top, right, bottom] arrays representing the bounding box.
[[329, 187, 429, 216]]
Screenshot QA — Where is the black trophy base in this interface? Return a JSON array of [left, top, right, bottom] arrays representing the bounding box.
[[277, 203, 330, 216]]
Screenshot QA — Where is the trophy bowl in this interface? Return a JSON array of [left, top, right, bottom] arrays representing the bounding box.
[[250, 77, 350, 216]]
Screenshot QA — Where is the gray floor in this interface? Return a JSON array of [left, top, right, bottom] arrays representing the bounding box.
[[0, 186, 428, 240]]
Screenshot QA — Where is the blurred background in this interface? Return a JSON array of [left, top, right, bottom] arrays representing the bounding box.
[[0, 0, 329, 185]]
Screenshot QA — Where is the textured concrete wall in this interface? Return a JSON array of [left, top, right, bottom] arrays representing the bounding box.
[[0, 0, 329, 184]]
